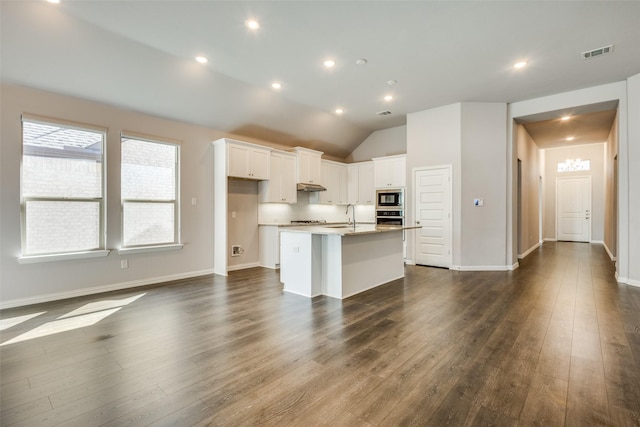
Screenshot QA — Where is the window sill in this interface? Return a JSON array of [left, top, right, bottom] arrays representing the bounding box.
[[18, 250, 111, 264], [118, 244, 184, 255]]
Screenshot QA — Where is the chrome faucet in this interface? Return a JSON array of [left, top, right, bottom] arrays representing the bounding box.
[[346, 204, 356, 228]]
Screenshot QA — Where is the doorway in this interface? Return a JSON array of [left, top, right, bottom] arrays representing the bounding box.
[[414, 165, 452, 268], [556, 176, 591, 242]]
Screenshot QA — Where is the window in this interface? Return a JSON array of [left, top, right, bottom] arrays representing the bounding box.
[[21, 117, 105, 256], [121, 135, 179, 248], [557, 159, 590, 172]]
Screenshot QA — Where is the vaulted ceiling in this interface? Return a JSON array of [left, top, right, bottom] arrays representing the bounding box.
[[2, 1, 639, 158]]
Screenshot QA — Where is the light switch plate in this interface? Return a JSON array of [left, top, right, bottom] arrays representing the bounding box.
[[474, 198, 484, 207]]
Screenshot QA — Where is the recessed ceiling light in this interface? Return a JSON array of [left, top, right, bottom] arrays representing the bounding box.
[[566, 136, 575, 141], [334, 108, 344, 115], [245, 19, 260, 30], [356, 59, 368, 65], [384, 95, 393, 102], [514, 61, 528, 69], [387, 79, 397, 86], [271, 82, 282, 90], [561, 115, 571, 121], [46, 0, 61, 3], [324, 59, 336, 68], [195, 56, 208, 64]]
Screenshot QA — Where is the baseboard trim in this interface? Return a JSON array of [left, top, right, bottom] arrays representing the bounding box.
[[0, 269, 215, 310], [451, 264, 517, 272], [543, 238, 557, 242], [404, 259, 416, 265], [518, 242, 541, 260], [616, 275, 640, 288], [227, 262, 261, 272], [602, 243, 617, 261]]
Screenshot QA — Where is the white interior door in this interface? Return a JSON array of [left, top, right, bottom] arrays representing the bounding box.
[[557, 176, 591, 242], [414, 166, 452, 268]]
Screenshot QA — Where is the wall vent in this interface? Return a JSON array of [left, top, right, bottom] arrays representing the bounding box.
[[377, 110, 392, 116], [582, 44, 614, 59]]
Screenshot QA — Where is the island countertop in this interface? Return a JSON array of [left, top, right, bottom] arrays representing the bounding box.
[[281, 224, 418, 236]]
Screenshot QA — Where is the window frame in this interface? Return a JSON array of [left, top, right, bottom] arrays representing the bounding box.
[[19, 115, 108, 260], [120, 132, 181, 250]]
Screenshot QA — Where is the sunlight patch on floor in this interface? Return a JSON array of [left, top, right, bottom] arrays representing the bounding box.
[[0, 293, 146, 346], [0, 312, 46, 331]]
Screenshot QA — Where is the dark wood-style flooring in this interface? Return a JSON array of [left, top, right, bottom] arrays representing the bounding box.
[[1, 242, 639, 426]]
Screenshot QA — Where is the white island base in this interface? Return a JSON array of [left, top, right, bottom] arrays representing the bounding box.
[[280, 227, 404, 299]]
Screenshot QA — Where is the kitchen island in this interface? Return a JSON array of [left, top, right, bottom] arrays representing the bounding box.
[[280, 224, 414, 299]]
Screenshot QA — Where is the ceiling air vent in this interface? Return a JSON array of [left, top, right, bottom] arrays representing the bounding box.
[[582, 44, 614, 60], [377, 110, 392, 116]]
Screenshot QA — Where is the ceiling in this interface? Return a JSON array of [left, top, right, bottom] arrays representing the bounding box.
[[517, 101, 618, 149], [2, 1, 640, 158]]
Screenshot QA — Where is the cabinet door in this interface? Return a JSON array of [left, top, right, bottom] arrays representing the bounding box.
[[374, 159, 393, 188], [258, 154, 280, 203], [318, 162, 338, 204], [250, 148, 270, 180], [280, 154, 297, 203], [337, 164, 348, 204], [307, 153, 322, 184], [391, 157, 406, 187], [358, 162, 375, 205], [227, 144, 251, 178], [347, 165, 359, 204]]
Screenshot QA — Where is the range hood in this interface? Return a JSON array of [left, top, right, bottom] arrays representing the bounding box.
[[297, 183, 326, 192]]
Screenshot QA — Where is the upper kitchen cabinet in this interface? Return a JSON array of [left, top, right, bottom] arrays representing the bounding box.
[[373, 154, 406, 188], [227, 140, 271, 180], [347, 161, 375, 205], [315, 160, 348, 205], [293, 147, 322, 184], [259, 151, 297, 204]]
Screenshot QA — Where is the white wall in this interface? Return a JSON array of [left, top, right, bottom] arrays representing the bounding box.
[[406, 104, 462, 265], [460, 103, 508, 268], [627, 73, 640, 285], [406, 102, 509, 270], [542, 143, 605, 242], [346, 125, 406, 162]]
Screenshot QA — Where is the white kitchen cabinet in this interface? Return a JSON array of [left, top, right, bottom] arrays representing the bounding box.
[[294, 147, 322, 184], [373, 154, 406, 188], [347, 164, 359, 204], [316, 160, 348, 204], [259, 151, 297, 203], [347, 161, 375, 205], [227, 141, 270, 180]]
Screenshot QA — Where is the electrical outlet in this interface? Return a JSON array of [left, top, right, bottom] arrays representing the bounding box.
[[121, 259, 129, 269]]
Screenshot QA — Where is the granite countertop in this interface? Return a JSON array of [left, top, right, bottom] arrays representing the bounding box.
[[258, 222, 375, 228], [280, 224, 419, 236]]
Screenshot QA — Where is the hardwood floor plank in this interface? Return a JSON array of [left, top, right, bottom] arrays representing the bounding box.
[[1, 242, 638, 426]]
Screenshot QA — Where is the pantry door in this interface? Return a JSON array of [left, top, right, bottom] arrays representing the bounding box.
[[556, 176, 591, 242], [414, 165, 452, 268]]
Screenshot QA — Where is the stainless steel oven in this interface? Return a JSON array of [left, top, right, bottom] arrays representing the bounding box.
[[376, 210, 404, 226]]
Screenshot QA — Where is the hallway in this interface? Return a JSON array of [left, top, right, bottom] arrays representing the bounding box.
[[1, 242, 639, 425]]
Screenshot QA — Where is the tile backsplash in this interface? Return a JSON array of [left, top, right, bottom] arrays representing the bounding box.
[[258, 192, 375, 224]]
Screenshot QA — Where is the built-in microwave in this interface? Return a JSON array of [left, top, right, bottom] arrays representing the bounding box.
[[376, 189, 404, 208]]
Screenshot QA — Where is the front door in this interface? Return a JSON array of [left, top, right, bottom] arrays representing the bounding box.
[[557, 176, 591, 242], [414, 166, 452, 268]]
